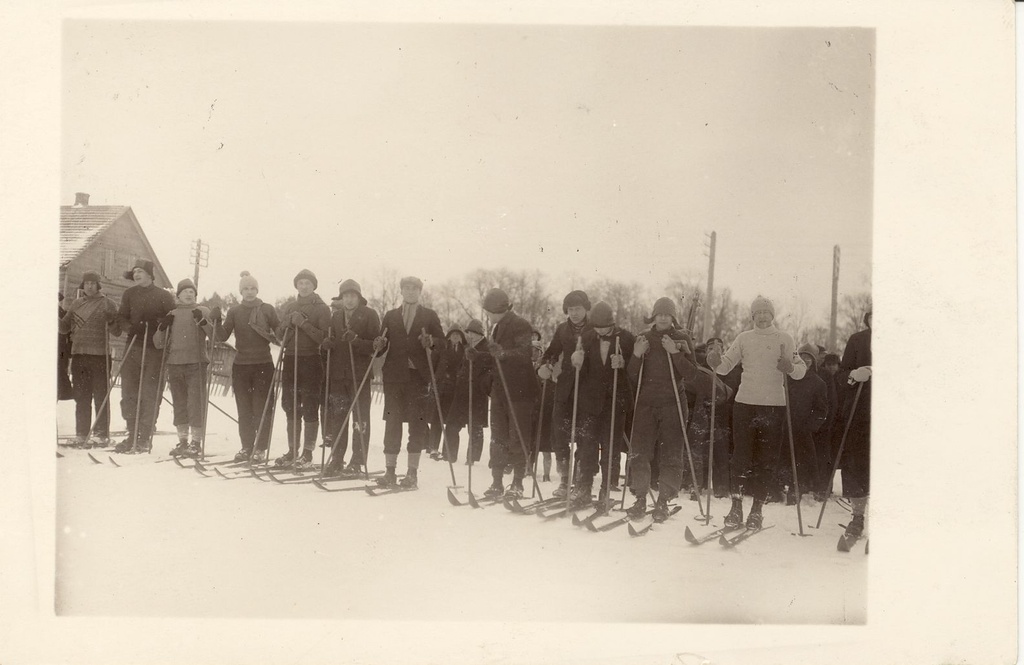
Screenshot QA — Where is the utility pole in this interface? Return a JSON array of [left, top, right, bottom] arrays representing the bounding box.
[[828, 244, 840, 352], [701, 230, 716, 342], [190, 238, 209, 292]]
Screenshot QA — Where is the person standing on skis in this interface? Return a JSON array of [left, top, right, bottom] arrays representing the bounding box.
[[707, 295, 807, 530]]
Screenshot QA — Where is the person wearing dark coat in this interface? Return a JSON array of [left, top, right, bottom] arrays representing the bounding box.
[[478, 288, 538, 500], [776, 343, 829, 504], [625, 297, 699, 522], [837, 311, 872, 539], [530, 337, 556, 482], [427, 327, 466, 460], [537, 289, 592, 498], [274, 269, 331, 468], [442, 319, 491, 464], [372, 276, 445, 489], [321, 279, 381, 475], [683, 337, 735, 499], [570, 301, 636, 507], [114, 259, 177, 453], [814, 352, 841, 497]]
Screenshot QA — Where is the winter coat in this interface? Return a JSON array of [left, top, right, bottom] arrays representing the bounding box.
[[379, 303, 445, 384], [216, 299, 280, 366], [486, 310, 537, 403], [837, 328, 871, 426], [626, 326, 697, 410], [575, 327, 636, 420], [275, 294, 331, 357], [116, 284, 176, 349], [541, 319, 593, 404], [59, 293, 120, 356], [325, 305, 381, 385], [154, 303, 213, 365], [445, 337, 491, 427], [787, 359, 829, 434]]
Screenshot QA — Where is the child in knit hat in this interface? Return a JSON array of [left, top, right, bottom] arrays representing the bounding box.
[[154, 278, 214, 458], [214, 271, 281, 463], [707, 295, 807, 530], [274, 270, 331, 468]]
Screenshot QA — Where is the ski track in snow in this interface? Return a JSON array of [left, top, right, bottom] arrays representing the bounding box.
[[56, 391, 866, 623]]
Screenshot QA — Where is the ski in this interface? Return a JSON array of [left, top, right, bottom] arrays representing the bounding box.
[[107, 455, 121, 467], [504, 496, 561, 514], [364, 485, 418, 497], [87, 452, 103, 465], [719, 524, 776, 548], [539, 499, 596, 521], [309, 476, 379, 492], [837, 531, 868, 553], [627, 505, 683, 537], [684, 524, 742, 546], [573, 499, 618, 528], [56, 451, 64, 458]]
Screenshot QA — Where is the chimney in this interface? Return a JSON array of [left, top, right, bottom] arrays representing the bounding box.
[[74, 192, 90, 206]]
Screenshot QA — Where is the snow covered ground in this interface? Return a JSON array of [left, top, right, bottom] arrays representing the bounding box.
[[55, 389, 866, 624]]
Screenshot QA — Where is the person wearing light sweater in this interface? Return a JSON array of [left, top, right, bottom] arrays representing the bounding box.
[[708, 295, 806, 530], [154, 278, 214, 458]]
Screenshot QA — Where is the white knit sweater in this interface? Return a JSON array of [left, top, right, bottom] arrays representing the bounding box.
[[715, 325, 806, 406]]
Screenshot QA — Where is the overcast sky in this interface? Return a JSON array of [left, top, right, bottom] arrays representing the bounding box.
[[62, 21, 873, 322]]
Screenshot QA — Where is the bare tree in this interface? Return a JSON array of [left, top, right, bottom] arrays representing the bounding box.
[[836, 291, 872, 354], [365, 266, 402, 318]]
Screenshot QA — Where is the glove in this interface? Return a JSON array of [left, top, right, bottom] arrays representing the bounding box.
[[192, 308, 204, 322], [537, 364, 552, 380], [320, 337, 337, 352], [633, 335, 649, 358], [341, 330, 358, 343], [156, 314, 175, 331], [419, 332, 433, 350], [209, 306, 222, 324], [487, 341, 504, 359], [289, 311, 306, 327], [706, 349, 722, 369], [776, 345, 794, 374], [570, 349, 584, 369], [105, 308, 118, 323], [465, 345, 481, 362], [131, 322, 149, 339], [849, 366, 872, 383], [372, 336, 387, 353], [610, 353, 625, 370], [661, 335, 680, 354]]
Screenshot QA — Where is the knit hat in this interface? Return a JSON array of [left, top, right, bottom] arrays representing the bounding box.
[[465, 319, 485, 336], [644, 297, 680, 326], [482, 288, 512, 314], [750, 295, 775, 318], [79, 270, 102, 290], [562, 290, 591, 314], [400, 276, 424, 291], [123, 258, 155, 281], [590, 301, 614, 328], [176, 278, 197, 296], [446, 326, 467, 345], [239, 271, 259, 291], [823, 352, 840, 366], [332, 279, 367, 306], [293, 269, 318, 290], [797, 343, 819, 368]]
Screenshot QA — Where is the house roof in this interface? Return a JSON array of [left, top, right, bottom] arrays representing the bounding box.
[[59, 205, 130, 265]]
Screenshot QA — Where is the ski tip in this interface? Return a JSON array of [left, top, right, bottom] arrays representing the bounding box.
[[446, 488, 462, 507], [467, 492, 480, 509], [87, 452, 103, 465], [684, 526, 699, 544], [56, 451, 64, 458], [107, 456, 121, 467], [584, 519, 600, 533], [173, 456, 186, 468], [719, 534, 733, 548], [571, 513, 582, 527], [311, 478, 327, 491], [364, 486, 376, 496], [214, 467, 229, 479]]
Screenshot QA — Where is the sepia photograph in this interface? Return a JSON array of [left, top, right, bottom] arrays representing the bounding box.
[[1, 2, 1017, 664]]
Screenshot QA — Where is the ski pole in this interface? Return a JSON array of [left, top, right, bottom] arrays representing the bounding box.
[[347, 328, 368, 477], [814, 381, 864, 529], [250, 330, 290, 466], [492, 348, 545, 502], [564, 335, 583, 517], [782, 368, 805, 535], [530, 376, 548, 499], [320, 328, 332, 472], [621, 355, 644, 510], [601, 337, 621, 514], [200, 318, 218, 460], [704, 365, 717, 525], [150, 320, 172, 450], [92, 334, 138, 441], [424, 327, 459, 488], [291, 323, 300, 461], [467, 354, 475, 500], [665, 342, 706, 518], [322, 329, 387, 479], [131, 322, 149, 453]]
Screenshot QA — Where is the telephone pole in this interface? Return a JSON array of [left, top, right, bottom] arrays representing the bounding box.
[[700, 231, 717, 342], [190, 238, 209, 292], [828, 244, 840, 352]]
